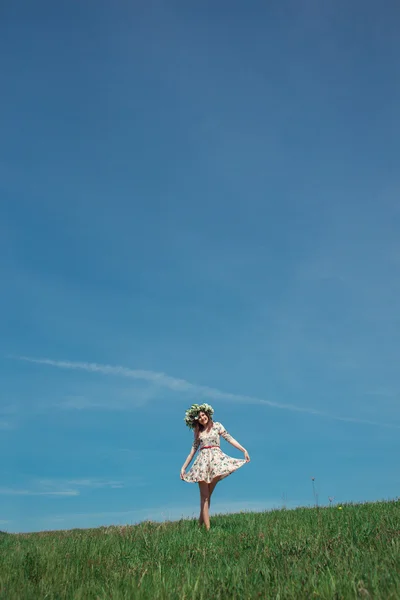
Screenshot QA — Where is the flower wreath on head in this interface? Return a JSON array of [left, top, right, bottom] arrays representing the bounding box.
[[184, 403, 214, 429]]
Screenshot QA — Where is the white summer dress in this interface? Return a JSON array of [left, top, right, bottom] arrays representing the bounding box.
[[182, 421, 247, 484]]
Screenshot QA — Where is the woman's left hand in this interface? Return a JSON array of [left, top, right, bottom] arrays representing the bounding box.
[[244, 450, 250, 462]]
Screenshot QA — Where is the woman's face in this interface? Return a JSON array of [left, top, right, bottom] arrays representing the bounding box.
[[197, 411, 209, 427]]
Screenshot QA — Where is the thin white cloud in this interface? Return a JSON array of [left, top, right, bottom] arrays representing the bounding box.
[[67, 479, 122, 488], [12, 356, 400, 429], [0, 478, 127, 498], [0, 488, 78, 496], [39, 478, 124, 489]]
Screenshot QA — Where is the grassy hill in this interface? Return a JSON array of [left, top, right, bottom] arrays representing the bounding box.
[[1, 500, 399, 599]]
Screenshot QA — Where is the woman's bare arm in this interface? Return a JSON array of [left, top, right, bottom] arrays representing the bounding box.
[[181, 448, 196, 470], [181, 436, 200, 471], [226, 436, 246, 452], [219, 425, 246, 451]]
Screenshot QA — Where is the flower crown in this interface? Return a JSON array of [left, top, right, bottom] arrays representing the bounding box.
[[184, 403, 214, 429]]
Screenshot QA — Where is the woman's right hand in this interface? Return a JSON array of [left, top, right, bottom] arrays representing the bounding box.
[[180, 468, 186, 480]]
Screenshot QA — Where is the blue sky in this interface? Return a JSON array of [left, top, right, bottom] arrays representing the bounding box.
[[1, 0, 400, 533]]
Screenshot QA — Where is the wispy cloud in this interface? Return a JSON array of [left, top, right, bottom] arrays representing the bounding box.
[[12, 356, 400, 429], [0, 478, 129, 497], [38, 478, 125, 490], [0, 488, 79, 496]]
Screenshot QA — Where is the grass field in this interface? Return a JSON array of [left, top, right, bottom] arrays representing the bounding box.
[[1, 500, 399, 599]]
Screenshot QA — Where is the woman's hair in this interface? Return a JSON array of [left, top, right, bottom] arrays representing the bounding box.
[[194, 414, 214, 440]]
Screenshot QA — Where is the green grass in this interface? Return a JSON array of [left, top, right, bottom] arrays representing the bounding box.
[[1, 500, 400, 599]]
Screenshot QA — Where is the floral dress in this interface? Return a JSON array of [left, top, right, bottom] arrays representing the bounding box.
[[182, 421, 247, 484]]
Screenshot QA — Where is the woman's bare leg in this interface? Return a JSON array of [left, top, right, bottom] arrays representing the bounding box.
[[198, 481, 210, 530], [208, 475, 221, 510], [198, 482, 205, 526]]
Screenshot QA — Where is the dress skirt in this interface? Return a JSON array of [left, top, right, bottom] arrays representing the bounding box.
[[182, 447, 247, 484]]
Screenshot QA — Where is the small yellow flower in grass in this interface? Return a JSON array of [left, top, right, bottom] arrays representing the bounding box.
[[338, 506, 343, 510]]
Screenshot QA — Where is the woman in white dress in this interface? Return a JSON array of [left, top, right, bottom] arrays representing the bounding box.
[[180, 403, 250, 530]]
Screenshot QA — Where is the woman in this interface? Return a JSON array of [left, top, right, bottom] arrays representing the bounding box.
[[180, 403, 250, 531]]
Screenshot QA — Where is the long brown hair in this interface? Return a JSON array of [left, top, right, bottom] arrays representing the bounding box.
[[194, 414, 214, 441]]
